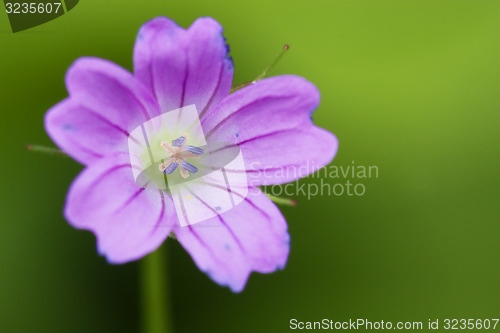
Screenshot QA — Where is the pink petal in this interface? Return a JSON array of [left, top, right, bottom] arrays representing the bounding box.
[[65, 152, 176, 263], [202, 75, 338, 185], [173, 187, 290, 292], [45, 57, 161, 165], [133, 17, 233, 117]]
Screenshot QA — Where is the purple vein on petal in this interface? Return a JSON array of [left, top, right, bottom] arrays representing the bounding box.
[[108, 78, 155, 122], [199, 64, 225, 120], [226, 187, 284, 237], [148, 62, 157, 101], [143, 26, 163, 102], [84, 108, 142, 145], [86, 109, 130, 137], [131, 164, 143, 172], [186, 223, 231, 276], [203, 95, 292, 139], [196, 181, 283, 243], [140, 124, 155, 164], [200, 182, 274, 224], [177, 190, 233, 273], [179, 63, 189, 109], [112, 187, 145, 215], [186, 188, 246, 254], [174, 63, 189, 134], [177, 194, 191, 227], [209, 128, 297, 155], [222, 164, 301, 174], [83, 163, 131, 197], [151, 190, 167, 234], [72, 141, 104, 159], [221, 169, 236, 207]]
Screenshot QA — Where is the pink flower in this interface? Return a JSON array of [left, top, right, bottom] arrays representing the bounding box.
[[44, 17, 338, 292]]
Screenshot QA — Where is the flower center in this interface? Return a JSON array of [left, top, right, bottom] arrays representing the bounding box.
[[158, 133, 204, 179]]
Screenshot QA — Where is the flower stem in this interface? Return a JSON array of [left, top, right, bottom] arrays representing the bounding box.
[[141, 245, 172, 333]]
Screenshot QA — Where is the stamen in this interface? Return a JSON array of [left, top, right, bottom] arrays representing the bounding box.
[[158, 158, 173, 172], [184, 145, 204, 155], [161, 141, 176, 154], [172, 136, 186, 147], [181, 161, 198, 174], [179, 166, 189, 179], [180, 151, 202, 160], [159, 134, 202, 179], [163, 162, 179, 174]]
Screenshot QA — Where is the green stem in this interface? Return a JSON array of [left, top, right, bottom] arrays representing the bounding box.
[[141, 245, 172, 333], [264, 192, 297, 206], [254, 44, 289, 82], [26, 144, 67, 157], [229, 81, 251, 94], [230, 44, 290, 94]]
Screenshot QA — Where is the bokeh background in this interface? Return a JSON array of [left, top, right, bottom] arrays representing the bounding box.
[[2, 0, 500, 332]]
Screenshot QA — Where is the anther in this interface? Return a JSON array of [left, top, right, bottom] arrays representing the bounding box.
[[184, 145, 204, 155], [163, 162, 179, 174], [171, 136, 186, 147], [159, 134, 203, 179], [181, 161, 198, 174]]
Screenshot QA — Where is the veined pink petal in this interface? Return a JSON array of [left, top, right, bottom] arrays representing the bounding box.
[[202, 75, 338, 185], [65, 152, 176, 264], [43, 16, 338, 292], [133, 17, 233, 117], [45, 57, 161, 165], [173, 187, 290, 292]]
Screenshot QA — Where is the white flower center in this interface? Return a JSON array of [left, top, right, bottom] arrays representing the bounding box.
[[158, 133, 204, 179]]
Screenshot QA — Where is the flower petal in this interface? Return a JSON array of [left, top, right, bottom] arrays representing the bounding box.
[[133, 17, 233, 117], [173, 187, 290, 292], [45, 57, 161, 165], [65, 152, 176, 263], [202, 75, 338, 185]]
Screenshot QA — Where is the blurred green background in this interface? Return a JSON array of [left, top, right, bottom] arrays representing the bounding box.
[[2, 0, 500, 332]]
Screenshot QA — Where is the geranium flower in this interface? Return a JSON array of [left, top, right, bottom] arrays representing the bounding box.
[[44, 17, 338, 292]]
